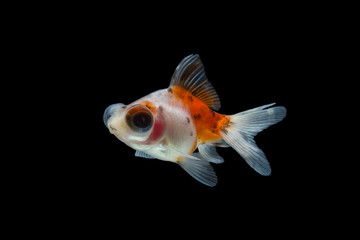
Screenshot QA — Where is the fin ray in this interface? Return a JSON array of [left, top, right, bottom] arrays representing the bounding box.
[[179, 153, 218, 187], [163, 145, 218, 187], [220, 103, 286, 175], [135, 150, 155, 159], [170, 54, 221, 111], [198, 144, 224, 164]]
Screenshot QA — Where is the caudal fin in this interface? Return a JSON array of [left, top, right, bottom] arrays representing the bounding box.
[[220, 103, 286, 175]]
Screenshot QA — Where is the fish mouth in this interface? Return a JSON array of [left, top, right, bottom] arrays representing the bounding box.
[[103, 103, 125, 127]]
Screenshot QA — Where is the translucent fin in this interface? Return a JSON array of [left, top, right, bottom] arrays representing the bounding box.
[[179, 153, 218, 187], [135, 150, 155, 159], [220, 103, 286, 175], [170, 54, 221, 111], [230, 103, 286, 137], [210, 139, 230, 148], [163, 145, 218, 187], [198, 144, 224, 164]]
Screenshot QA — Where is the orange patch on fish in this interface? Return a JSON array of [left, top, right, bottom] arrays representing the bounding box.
[[171, 86, 230, 143], [139, 101, 157, 113]]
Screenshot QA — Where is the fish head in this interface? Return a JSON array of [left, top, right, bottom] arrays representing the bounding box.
[[103, 101, 165, 151]]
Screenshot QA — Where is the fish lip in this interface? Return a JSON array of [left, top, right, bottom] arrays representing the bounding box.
[[103, 103, 125, 127], [103, 109, 109, 127]]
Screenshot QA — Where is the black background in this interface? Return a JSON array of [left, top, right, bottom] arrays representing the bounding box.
[[8, 4, 349, 237]]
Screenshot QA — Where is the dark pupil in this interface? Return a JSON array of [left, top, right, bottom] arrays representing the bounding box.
[[133, 112, 151, 129]]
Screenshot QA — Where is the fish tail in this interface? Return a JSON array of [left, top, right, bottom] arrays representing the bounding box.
[[220, 103, 286, 175]]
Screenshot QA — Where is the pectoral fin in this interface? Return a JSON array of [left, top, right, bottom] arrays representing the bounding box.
[[135, 150, 155, 159]]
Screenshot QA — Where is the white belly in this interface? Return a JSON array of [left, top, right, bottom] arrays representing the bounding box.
[[140, 89, 198, 162]]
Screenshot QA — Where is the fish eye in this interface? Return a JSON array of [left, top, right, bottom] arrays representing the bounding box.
[[126, 105, 154, 133], [132, 111, 152, 128]]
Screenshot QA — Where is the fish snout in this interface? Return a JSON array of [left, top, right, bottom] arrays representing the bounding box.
[[103, 103, 125, 127]]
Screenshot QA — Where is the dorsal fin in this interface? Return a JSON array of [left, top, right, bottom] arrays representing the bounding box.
[[169, 54, 221, 111]]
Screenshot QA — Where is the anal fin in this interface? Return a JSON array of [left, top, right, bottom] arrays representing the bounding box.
[[198, 144, 224, 164]]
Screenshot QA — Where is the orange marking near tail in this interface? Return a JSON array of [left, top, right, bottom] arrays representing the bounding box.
[[171, 86, 230, 143]]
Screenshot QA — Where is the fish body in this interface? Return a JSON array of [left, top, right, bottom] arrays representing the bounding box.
[[103, 54, 286, 186]]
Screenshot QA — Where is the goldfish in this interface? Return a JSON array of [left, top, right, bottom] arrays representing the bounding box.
[[103, 54, 286, 186]]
